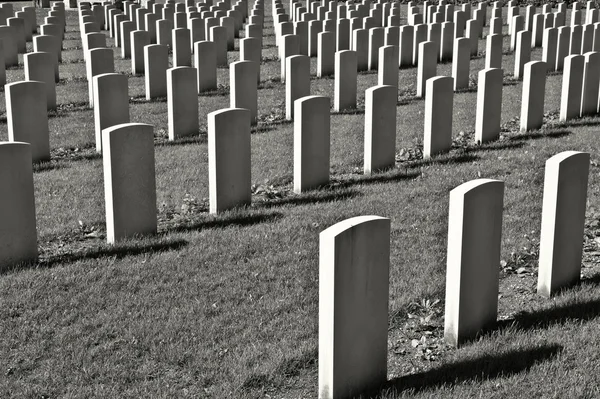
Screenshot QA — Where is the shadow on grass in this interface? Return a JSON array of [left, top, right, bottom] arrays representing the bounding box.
[[472, 141, 526, 152], [199, 87, 230, 97], [381, 344, 562, 395], [256, 188, 361, 209], [163, 210, 284, 233], [397, 96, 422, 106], [551, 117, 600, 128], [497, 290, 600, 333], [333, 107, 365, 116], [332, 169, 421, 188], [14, 238, 189, 271], [402, 152, 479, 168], [155, 133, 208, 146], [33, 161, 68, 172], [507, 129, 571, 141]]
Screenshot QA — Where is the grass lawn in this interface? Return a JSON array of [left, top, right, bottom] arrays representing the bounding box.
[[3, 2, 600, 398]]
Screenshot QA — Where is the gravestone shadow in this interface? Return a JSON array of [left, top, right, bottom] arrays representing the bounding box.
[[256, 188, 362, 208], [163, 210, 284, 233], [380, 344, 562, 395]]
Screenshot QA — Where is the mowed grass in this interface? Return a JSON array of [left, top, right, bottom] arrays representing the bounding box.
[[2, 2, 600, 398]]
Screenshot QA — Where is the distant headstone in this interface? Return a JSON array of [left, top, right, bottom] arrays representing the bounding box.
[[452, 37, 470, 90], [378, 45, 398, 87], [131, 30, 150, 75], [542, 27, 558, 70], [417, 41, 437, 97], [194, 41, 217, 92], [173, 28, 192, 67], [514, 30, 531, 79], [230, 61, 258, 125], [24, 52, 56, 110]]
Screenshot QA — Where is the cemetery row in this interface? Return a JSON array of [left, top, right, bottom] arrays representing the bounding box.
[[0, 0, 597, 397]]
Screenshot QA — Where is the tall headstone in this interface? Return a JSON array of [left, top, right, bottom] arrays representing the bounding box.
[[103, 123, 157, 244], [319, 215, 390, 399], [377, 45, 398, 87], [520, 61, 547, 132], [230, 61, 258, 125], [317, 31, 335, 77], [167, 66, 199, 140], [286, 54, 310, 120], [131, 30, 151, 75], [417, 41, 437, 97], [364, 85, 396, 175], [424, 76, 453, 158], [173, 28, 192, 67], [444, 179, 504, 347], [294, 95, 330, 193], [208, 108, 251, 213], [0, 142, 37, 271], [194, 41, 218, 92], [514, 30, 531, 79], [334, 50, 357, 111], [6, 81, 50, 163], [24, 52, 57, 110], [452, 37, 470, 90], [537, 151, 590, 297], [475, 68, 503, 143], [145, 44, 169, 99], [542, 27, 559, 70], [93, 73, 130, 152], [559, 54, 584, 121]]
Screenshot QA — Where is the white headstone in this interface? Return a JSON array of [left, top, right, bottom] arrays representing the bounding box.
[[103, 123, 157, 244], [93, 73, 130, 152], [424, 76, 453, 158], [364, 85, 396, 175], [520, 61, 547, 132], [475, 68, 503, 143], [334, 50, 357, 111], [145, 44, 169, 99], [167, 66, 199, 140], [538, 151, 590, 297], [25, 52, 57, 110], [559, 54, 584, 121], [319, 215, 390, 399], [286, 54, 310, 120], [444, 179, 504, 347], [230, 61, 258, 125], [208, 108, 251, 213]]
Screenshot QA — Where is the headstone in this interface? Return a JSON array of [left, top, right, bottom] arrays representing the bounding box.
[[319, 215, 390, 398], [537, 151, 590, 297], [0, 142, 37, 271], [171, 28, 191, 67], [0, 26, 18, 66], [280, 34, 299, 81], [131, 30, 150, 75], [230, 61, 258, 125], [579, 51, 600, 116], [417, 41, 437, 97], [531, 13, 544, 47], [399, 25, 413, 67], [514, 30, 532, 79], [466, 18, 480, 56], [210, 26, 228, 66], [439, 21, 453, 61], [475, 68, 503, 143], [157, 20, 173, 48], [103, 123, 157, 244], [194, 40, 218, 92], [336, 18, 349, 51], [581, 23, 594, 53], [286, 55, 310, 120], [444, 179, 504, 347], [86, 48, 114, 108], [295, 20, 309, 55], [317, 31, 335, 77], [520, 61, 547, 132], [510, 15, 524, 51], [6, 81, 50, 163], [352, 28, 368, 71], [120, 20, 135, 59], [424, 76, 453, 158], [559, 54, 584, 121], [384, 26, 399, 47], [167, 66, 199, 139], [364, 85, 396, 175], [413, 23, 427, 65], [542, 27, 558, 70], [93, 73, 130, 152], [378, 45, 398, 88], [334, 50, 357, 111], [453, 37, 470, 91], [368, 27, 384, 70], [241, 37, 261, 83], [7, 17, 26, 53], [208, 108, 251, 213], [294, 95, 330, 192], [556, 26, 571, 70], [145, 44, 169, 99]]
